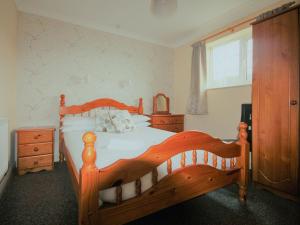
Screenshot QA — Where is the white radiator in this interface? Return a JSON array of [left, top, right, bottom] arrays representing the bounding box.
[[0, 118, 9, 182]]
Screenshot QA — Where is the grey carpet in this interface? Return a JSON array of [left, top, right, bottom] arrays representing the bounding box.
[[0, 163, 299, 225]]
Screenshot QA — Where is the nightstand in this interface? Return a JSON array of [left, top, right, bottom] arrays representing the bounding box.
[[16, 127, 55, 175], [150, 114, 184, 132]]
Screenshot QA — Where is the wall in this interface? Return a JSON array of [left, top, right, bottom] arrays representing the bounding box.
[[16, 13, 174, 161], [0, 0, 18, 195], [174, 45, 251, 139], [0, 0, 18, 163]]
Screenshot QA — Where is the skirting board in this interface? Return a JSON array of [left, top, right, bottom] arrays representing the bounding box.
[[0, 163, 14, 199]]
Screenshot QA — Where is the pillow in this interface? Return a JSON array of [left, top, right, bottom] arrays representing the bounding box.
[[131, 115, 150, 123], [109, 110, 135, 133], [135, 121, 151, 128], [61, 124, 95, 133], [62, 117, 96, 133], [63, 116, 95, 127], [95, 110, 115, 132], [95, 109, 136, 133]]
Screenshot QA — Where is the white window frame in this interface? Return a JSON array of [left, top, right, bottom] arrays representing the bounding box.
[[206, 27, 252, 89]]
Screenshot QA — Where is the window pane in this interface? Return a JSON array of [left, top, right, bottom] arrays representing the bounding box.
[[212, 40, 240, 80], [247, 39, 253, 79]]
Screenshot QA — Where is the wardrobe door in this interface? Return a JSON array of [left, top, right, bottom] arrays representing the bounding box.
[[252, 9, 299, 195]]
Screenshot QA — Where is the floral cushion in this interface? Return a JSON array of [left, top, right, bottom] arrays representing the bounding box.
[[110, 110, 135, 133], [95, 109, 135, 133]]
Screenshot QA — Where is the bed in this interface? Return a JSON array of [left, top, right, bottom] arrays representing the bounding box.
[[59, 94, 249, 225]]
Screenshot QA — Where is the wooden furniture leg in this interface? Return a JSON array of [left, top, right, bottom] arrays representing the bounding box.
[[59, 94, 66, 162], [237, 122, 249, 202]]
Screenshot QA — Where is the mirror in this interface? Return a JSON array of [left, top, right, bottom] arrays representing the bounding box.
[[153, 93, 170, 114]]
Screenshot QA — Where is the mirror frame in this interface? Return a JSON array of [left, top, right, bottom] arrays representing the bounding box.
[[153, 93, 170, 115]]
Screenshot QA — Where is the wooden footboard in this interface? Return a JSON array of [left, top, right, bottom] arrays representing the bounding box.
[[78, 123, 249, 225]]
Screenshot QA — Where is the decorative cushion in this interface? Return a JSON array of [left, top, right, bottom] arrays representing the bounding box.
[[95, 109, 115, 132], [109, 110, 135, 133], [95, 109, 135, 133]]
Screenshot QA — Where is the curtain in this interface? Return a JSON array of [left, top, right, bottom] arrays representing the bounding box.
[[186, 42, 208, 115]]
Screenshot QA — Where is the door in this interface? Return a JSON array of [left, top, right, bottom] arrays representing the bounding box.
[[252, 9, 299, 195]]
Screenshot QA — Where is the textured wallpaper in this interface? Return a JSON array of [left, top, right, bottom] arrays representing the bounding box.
[[16, 13, 174, 160]]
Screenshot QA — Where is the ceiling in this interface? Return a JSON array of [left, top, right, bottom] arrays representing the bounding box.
[[15, 0, 287, 47]]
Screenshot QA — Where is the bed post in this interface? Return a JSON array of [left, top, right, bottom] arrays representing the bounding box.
[[79, 132, 99, 225], [59, 94, 65, 162], [138, 98, 143, 114], [236, 122, 249, 202]]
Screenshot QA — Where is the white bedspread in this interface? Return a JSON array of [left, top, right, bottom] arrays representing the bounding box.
[[64, 127, 174, 171], [64, 127, 234, 205]]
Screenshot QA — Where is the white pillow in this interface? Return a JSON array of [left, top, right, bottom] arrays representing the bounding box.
[[63, 116, 95, 127], [62, 117, 96, 133], [135, 122, 151, 128], [61, 124, 95, 133], [131, 115, 150, 123]]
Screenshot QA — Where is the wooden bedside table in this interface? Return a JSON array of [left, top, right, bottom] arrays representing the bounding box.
[[150, 114, 184, 133], [16, 127, 55, 175]]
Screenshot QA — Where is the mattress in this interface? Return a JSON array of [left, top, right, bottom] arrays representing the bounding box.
[[64, 127, 234, 205]]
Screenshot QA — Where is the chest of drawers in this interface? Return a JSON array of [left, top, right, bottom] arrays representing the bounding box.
[[150, 114, 184, 132], [16, 127, 55, 175]]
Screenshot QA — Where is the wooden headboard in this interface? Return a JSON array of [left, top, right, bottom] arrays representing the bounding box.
[[59, 94, 144, 117], [58, 94, 144, 163]]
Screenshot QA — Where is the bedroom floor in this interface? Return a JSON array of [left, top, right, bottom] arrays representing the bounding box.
[[0, 163, 299, 225]]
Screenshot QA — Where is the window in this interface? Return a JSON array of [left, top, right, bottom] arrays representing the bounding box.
[[206, 28, 252, 89]]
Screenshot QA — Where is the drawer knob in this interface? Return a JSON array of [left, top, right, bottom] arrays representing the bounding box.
[[290, 100, 298, 105], [34, 134, 42, 139], [34, 161, 39, 165], [33, 147, 39, 152]]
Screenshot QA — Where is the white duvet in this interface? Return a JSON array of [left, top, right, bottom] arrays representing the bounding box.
[[64, 127, 234, 205], [64, 127, 174, 170]]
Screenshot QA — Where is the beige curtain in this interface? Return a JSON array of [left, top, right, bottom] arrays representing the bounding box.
[[186, 42, 208, 115]]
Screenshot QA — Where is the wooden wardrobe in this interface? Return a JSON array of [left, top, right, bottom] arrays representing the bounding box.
[[252, 6, 299, 199]]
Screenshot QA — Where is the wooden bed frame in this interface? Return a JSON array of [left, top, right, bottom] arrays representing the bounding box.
[[59, 94, 249, 225]]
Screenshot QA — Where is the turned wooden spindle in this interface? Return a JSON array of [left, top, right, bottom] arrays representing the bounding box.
[[221, 158, 226, 170], [181, 152, 186, 168], [230, 158, 235, 169], [138, 98, 144, 114], [60, 94, 65, 108], [204, 151, 208, 165], [79, 132, 99, 225], [116, 186, 122, 204], [135, 179, 141, 196], [59, 94, 66, 162], [213, 155, 217, 168], [192, 150, 197, 165], [152, 168, 158, 185], [167, 159, 172, 175], [236, 122, 249, 202]]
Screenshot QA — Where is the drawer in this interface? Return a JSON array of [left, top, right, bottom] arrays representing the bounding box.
[[152, 124, 184, 133], [18, 154, 53, 170], [18, 130, 53, 144], [152, 116, 184, 125], [18, 142, 53, 157]]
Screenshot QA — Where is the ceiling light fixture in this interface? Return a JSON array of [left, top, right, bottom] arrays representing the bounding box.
[[150, 0, 178, 18]]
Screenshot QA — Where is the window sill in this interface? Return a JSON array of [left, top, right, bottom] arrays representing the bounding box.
[[207, 83, 252, 91]]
